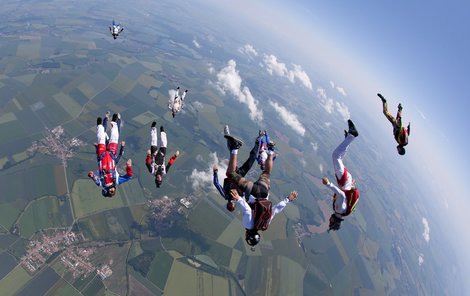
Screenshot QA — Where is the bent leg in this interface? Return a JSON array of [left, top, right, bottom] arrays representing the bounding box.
[[227, 153, 238, 175], [332, 134, 355, 179], [237, 140, 259, 177], [382, 102, 396, 126]]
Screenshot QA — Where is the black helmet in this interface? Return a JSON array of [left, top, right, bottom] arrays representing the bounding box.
[[245, 230, 260, 246], [397, 145, 406, 155], [328, 214, 344, 232], [155, 174, 162, 188]]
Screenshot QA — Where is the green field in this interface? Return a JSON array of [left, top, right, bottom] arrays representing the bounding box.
[[53, 92, 82, 119], [146, 251, 174, 290], [45, 279, 82, 296], [188, 199, 231, 241], [71, 179, 125, 219], [78, 207, 134, 241], [0, 265, 32, 296], [18, 196, 73, 238], [0, 203, 19, 230]]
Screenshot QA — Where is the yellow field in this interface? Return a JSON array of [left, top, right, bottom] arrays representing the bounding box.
[[0, 265, 32, 296], [71, 179, 125, 219]]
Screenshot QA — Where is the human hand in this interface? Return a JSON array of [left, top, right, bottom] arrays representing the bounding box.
[[288, 191, 298, 201], [175, 150, 180, 157], [127, 159, 132, 166], [121, 141, 126, 147], [230, 189, 240, 201], [147, 149, 151, 155], [88, 171, 94, 178], [212, 164, 218, 173], [322, 177, 330, 185]]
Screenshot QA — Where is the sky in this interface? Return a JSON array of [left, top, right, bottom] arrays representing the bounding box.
[[201, 0, 470, 283]]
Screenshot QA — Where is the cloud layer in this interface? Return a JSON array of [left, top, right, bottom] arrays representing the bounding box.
[[316, 87, 350, 121], [422, 217, 430, 243], [263, 54, 312, 90], [214, 60, 263, 122], [238, 44, 258, 58], [189, 153, 227, 191], [269, 101, 305, 136]]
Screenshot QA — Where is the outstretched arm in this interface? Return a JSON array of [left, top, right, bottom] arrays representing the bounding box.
[[115, 141, 125, 163], [165, 150, 179, 173], [145, 150, 154, 174], [213, 165, 226, 199], [270, 191, 298, 223], [88, 171, 101, 187], [117, 159, 133, 185]]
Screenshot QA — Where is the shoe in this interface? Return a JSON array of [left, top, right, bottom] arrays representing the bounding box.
[[160, 126, 164, 132], [255, 130, 263, 143], [224, 125, 230, 136], [224, 135, 243, 150], [267, 141, 275, 151], [97, 117, 103, 126], [344, 130, 348, 138], [112, 113, 118, 122], [347, 120, 359, 137], [377, 93, 386, 104], [151, 121, 156, 128], [398, 103, 403, 111]]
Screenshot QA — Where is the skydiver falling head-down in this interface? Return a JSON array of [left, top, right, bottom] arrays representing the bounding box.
[[224, 129, 297, 247], [378, 93, 410, 155], [109, 20, 124, 39], [169, 87, 188, 118], [212, 126, 264, 212], [256, 130, 277, 171], [88, 112, 133, 197], [145, 122, 179, 188], [322, 120, 360, 232]]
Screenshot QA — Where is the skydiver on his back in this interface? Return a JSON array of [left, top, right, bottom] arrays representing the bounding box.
[[88, 112, 133, 197], [109, 20, 124, 39], [224, 128, 298, 247], [212, 126, 263, 211], [322, 120, 360, 232], [256, 130, 277, 171], [145, 122, 179, 188], [378, 93, 411, 155], [169, 87, 188, 118]]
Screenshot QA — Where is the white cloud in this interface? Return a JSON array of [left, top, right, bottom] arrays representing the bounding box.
[[263, 54, 312, 90], [269, 101, 305, 136], [329, 81, 347, 96], [189, 153, 227, 191], [208, 63, 214, 74], [316, 87, 327, 100], [323, 98, 334, 114], [292, 64, 313, 90], [300, 158, 306, 168], [422, 217, 430, 243], [418, 254, 424, 266], [325, 122, 332, 127], [193, 39, 201, 48], [238, 44, 258, 57], [417, 109, 426, 120], [319, 163, 323, 173], [310, 142, 318, 151], [336, 87, 347, 96], [214, 60, 263, 122], [335, 101, 351, 121]]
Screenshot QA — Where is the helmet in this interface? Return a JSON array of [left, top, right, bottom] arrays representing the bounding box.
[[328, 214, 344, 232], [155, 174, 162, 188], [397, 145, 406, 155], [245, 230, 260, 246]]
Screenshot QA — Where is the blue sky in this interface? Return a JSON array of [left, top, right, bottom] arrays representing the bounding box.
[[202, 0, 470, 283]]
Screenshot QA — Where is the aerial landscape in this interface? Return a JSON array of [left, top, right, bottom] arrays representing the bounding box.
[[0, 0, 469, 295]]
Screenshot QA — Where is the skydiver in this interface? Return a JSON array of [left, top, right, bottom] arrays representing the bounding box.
[[145, 122, 179, 188], [88, 113, 133, 197], [230, 189, 298, 248], [224, 128, 297, 247], [322, 119, 360, 232], [212, 127, 264, 211], [109, 20, 124, 39], [256, 130, 277, 171], [378, 93, 410, 155], [169, 87, 188, 118]]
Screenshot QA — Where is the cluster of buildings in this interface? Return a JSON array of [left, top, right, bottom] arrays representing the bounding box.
[[21, 230, 78, 273], [60, 247, 96, 279]]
